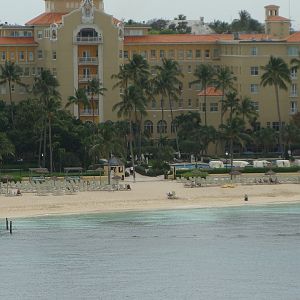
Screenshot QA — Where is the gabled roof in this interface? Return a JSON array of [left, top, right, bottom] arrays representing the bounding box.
[[26, 12, 67, 25], [124, 33, 270, 45], [0, 37, 37, 46], [198, 87, 223, 97]]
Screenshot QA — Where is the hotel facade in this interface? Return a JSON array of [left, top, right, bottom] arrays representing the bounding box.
[[1, 1, 300, 139]]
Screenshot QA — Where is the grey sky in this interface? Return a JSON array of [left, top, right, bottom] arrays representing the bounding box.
[[2, 0, 300, 30]]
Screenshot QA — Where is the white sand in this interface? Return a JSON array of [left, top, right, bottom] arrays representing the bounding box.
[[1, 180, 300, 218]]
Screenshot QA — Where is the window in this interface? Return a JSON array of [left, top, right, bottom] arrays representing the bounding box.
[[288, 46, 299, 56], [150, 50, 156, 59], [52, 50, 57, 60], [177, 50, 184, 60], [37, 30, 43, 39], [291, 83, 297, 97], [44, 29, 50, 38], [186, 50, 193, 59], [195, 49, 201, 59], [1, 51, 6, 60], [250, 66, 259, 76], [210, 102, 218, 112], [188, 99, 192, 107], [144, 120, 153, 134], [291, 67, 297, 79], [151, 99, 156, 109], [119, 50, 123, 58], [37, 50, 43, 59], [272, 122, 280, 131], [124, 51, 128, 59], [24, 67, 30, 76], [10, 52, 15, 60], [19, 51, 25, 61], [250, 47, 258, 56], [266, 122, 270, 128], [205, 49, 210, 58], [159, 50, 165, 58], [251, 101, 259, 112], [202, 102, 206, 112], [168, 49, 175, 59], [250, 84, 259, 94], [157, 120, 167, 134], [187, 65, 192, 73], [52, 68, 57, 77], [290, 101, 298, 114], [188, 82, 192, 89], [178, 99, 183, 108], [28, 52, 34, 61]]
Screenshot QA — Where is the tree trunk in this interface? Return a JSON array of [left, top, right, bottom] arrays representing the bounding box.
[[43, 123, 47, 168], [129, 115, 136, 182], [38, 125, 43, 167], [168, 94, 180, 158], [8, 80, 14, 127], [275, 85, 283, 157], [230, 137, 233, 181], [48, 116, 53, 173], [160, 97, 164, 144], [204, 92, 207, 126]]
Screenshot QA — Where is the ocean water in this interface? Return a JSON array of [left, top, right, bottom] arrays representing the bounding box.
[[0, 204, 300, 300]]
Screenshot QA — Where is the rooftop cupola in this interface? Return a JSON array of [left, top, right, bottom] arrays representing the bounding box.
[[44, 0, 104, 13]]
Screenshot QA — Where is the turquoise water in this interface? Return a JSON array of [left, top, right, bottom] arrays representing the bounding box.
[[1, 204, 300, 299]]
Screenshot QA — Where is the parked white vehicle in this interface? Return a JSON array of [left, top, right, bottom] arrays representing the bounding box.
[[253, 160, 271, 168], [276, 160, 290, 168], [209, 160, 224, 169]]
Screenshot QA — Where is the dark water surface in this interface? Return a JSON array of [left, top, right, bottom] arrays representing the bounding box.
[[1, 204, 300, 299]]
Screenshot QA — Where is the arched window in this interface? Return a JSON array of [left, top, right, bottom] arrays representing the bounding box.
[[144, 120, 153, 134], [76, 28, 101, 42], [157, 120, 167, 134]]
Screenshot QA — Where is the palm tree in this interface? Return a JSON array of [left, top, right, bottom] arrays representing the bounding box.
[[254, 127, 277, 154], [155, 58, 183, 156], [214, 66, 237, 125], [223, 91, 240, 122], [33, 69, 61, 172], [87, 78, 106, 124], [191, 64, 215, 126], [281, 124, 300, 156], [0, 132, 14, 162], [113, 85, 142, 182], [0, 60, 27, 126], [237, 96, 258, 123], [66, 88, 89, 119], [261, 55, 291, 157]]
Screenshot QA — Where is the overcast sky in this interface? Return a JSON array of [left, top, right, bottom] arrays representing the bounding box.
[[2, 0, 300, 30]]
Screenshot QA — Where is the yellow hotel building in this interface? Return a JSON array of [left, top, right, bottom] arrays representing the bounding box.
[[1, 1, 300, 139]]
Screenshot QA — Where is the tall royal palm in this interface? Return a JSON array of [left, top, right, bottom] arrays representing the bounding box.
[[66, 88, 89, 119], [155, 58, 183, 156], [33, 69, 61, 172], [261, 55, 291, 157], [88, 78, 106, 125], [214, 66, 236, 125], [113, 85, 142, 182], [0, 60, 27, 126], [191, 64, 215, 126]]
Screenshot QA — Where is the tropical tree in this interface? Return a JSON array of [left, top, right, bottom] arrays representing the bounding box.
[[237, 96, 258, 123], [32, 69, 61, 172], [223, 91, 240, 122], [155, 58, 183, 156], [0, 132, 14, 162], [214, 66, 236, 125], [254, 127, 278, 154], [66, 88, 89, 119], [113, 85, 143, 182], [87, 78, 106, 125], [0, 60, 27, 126], [191, 64, 215, 125], [281, 124, 300, 155], [261, 55, 291, 157]]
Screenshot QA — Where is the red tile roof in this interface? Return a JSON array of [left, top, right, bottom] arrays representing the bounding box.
[[26, 12, 122, 26], [26, 12, 67, 25], [125, 33, 269, 44], [198, 87, 223, 97], [286, 32, 300, 42], [0, 37, 37, 46], [267, 16, 290, 22]]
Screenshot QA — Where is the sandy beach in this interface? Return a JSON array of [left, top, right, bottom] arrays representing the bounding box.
[[1, 178, 300, 218]]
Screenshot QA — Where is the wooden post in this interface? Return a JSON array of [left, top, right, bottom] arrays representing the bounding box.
[[6, 218, 9, 230], [9, 221, 12, 234]]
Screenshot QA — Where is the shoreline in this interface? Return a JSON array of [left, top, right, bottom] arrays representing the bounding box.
[[1, 180, 300, 219]]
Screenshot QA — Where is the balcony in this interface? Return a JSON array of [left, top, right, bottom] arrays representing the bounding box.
[[73, 36, 102, 44], [78, 75, 98, 82], [78, 57, 98, 65], [80, 109, 99, 116]]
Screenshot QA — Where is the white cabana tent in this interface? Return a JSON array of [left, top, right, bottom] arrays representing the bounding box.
[[253, 160, 271, 168], [276, 160, 290, 168], [232, 161, 249, 168], [209, 160, 224, 169]]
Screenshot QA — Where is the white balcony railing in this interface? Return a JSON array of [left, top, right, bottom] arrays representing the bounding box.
[[78, 57, 98, 64], [80, 109, 99, 116], [74, 36, 102, 44], [78, 75, 98, 82]]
